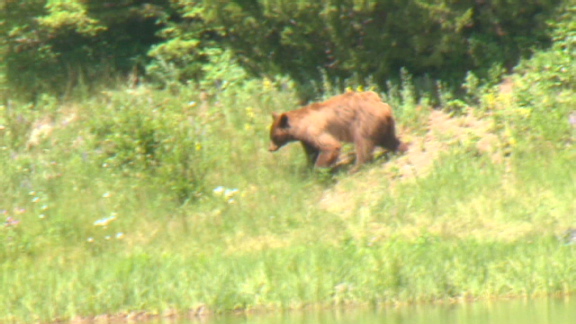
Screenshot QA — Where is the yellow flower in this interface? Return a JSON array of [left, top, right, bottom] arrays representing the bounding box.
[[262, 78, 274, 91], [504, 126, 516, 146], [245, 107, 255, 119]]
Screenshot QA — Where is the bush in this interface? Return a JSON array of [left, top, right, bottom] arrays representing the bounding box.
[[508, 8, 575, 146], [86, 89, 209, 203]]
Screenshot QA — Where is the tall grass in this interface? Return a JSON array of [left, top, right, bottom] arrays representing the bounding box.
[[1, 42, 575, 322]]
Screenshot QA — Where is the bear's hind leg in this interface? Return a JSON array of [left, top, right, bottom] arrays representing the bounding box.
[[355, 139, 375, 166]]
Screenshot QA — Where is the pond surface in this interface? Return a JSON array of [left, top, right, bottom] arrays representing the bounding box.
[[175, 298, 576, 324]]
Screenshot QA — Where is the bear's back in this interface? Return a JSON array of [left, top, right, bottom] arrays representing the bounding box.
[[286, 91, 393, 142]]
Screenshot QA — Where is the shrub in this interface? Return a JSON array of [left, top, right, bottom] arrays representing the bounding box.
[[87, 89, 208, 203]]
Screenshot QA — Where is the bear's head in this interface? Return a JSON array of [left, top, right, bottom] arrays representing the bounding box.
[[269, 112, 293, 152]]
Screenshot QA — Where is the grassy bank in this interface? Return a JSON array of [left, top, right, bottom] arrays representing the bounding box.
[[1, 37, 575, 323], [3, 237, 576, 323]]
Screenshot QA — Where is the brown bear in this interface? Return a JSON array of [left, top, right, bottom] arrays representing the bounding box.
[[269, 91, 408, 169]]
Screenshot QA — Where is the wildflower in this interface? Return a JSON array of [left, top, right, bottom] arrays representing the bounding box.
[[102, 192, 111, 198], [87, 237, 95, 243], [195, 143, 202, 151], [94, 214, 117, 227], [41, 205, 49, 211], [5, 217, 20, 227], [224, 188, 239, 200], [262, 78, 274, 91], [39, 214, 46, 219], [14, 207, 26, 214], [29, 191, 36, 196], [214, 187, 240, 203], [245, 107, 255, 119], [105, 235, 111, 240], [188, 101, 197, 108], [504, 126, 516, 147], [570, 111, 576, 128], [32, 197, 40, 203], [116, 232, 125, 240]]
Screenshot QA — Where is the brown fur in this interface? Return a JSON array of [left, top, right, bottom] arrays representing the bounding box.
[[269, 91, 408, 169]]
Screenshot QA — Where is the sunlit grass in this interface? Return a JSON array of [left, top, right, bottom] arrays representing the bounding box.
[[2, 237, 575, 323], [0, 73, 575, 323]]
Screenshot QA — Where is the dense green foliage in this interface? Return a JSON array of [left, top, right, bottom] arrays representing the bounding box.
[[3, 0, 168, 97], [2, 0, 570, 99], [198, 0, 563, 94], [509, 6, 576, 144]]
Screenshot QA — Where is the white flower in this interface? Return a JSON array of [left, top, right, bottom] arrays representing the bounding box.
[[224, 188, 239, 199], [94, 215, 117, 227]]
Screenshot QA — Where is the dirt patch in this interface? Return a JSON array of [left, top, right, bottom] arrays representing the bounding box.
[[393, 108, 502, 180], [26, 109, 79, 150]]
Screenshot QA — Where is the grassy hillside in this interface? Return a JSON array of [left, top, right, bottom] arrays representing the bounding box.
[[1, 27, 575, 323]]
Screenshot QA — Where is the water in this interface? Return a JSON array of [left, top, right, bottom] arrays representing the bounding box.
[[176, 298, 576, 324]]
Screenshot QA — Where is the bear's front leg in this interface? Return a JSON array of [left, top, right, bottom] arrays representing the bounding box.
[[316, 150, 340, 168], [315, 148, 340, 168], [301, 141, 320, 167]]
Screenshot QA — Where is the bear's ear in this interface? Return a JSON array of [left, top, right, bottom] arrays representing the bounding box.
[[278, 113, 290, 128]]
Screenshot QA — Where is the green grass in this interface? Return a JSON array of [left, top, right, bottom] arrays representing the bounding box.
[[2, 238, 576, 323], [0, 63, 575, 323]]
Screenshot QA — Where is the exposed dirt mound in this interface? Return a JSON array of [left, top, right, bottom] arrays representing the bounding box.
[[392, 109, 502, 180]]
